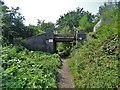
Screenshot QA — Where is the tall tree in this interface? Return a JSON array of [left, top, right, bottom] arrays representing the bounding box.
[[1, 1, 33, 45], [56, 7, 83, 33], [56, 8, 94, 34]]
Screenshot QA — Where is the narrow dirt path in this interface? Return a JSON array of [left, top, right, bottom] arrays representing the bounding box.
[[58, 59, 74, 88]]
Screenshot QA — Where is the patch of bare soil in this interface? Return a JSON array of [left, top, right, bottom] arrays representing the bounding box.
[[58, 59, 74, 88]]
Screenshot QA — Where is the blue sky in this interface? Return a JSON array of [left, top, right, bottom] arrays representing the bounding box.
[[3, 0, 119, 25]]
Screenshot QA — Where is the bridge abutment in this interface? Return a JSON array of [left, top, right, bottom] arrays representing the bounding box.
[[46, 39, 56, 53]]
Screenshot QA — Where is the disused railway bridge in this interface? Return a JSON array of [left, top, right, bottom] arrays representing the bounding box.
[[24, 30, 86, 53]]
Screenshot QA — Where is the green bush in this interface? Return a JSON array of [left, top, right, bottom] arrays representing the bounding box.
[[1, 45, 61, 88]]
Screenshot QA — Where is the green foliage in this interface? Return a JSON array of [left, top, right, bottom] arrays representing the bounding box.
[[1, 45, 61, 88], [26, 24, 44, 35], [57, 42, 72, 53], [37, 20, 55, 32], [56, 8, 83, 34], [2, 6, 24, 43], [69, 35, 119, 88], [56, 8, 83, 31], [56, 8, 94, 33], [56, 8, 94, 53], [1, 1, 44, 45], [98, 2, 118, 17], [1, 0, 119, 88], [68, 6, 119, 88], [0, 1, 3, 26], [60, 25, 71, 35], [1, 1, 54, 46], [78, 12, 94, 32]]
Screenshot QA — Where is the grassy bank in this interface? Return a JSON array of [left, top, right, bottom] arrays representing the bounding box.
[[68, 19, 119, 88]]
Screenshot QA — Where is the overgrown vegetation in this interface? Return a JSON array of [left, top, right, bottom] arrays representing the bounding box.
[[68, 2, 119, 88], [1, 0, 62, 88], [1, 45, 61, 88], [1, 0, 119, 88], [56, 8, 95, 53], [1, 1, 55, 46]]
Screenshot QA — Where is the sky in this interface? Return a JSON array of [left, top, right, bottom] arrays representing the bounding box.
[[3, 0, 119, 25]]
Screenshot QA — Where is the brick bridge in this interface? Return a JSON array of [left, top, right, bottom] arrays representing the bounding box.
[[24, 30, 86, 53]]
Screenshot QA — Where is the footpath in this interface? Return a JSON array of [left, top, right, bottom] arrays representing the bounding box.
[[58, 59, 74, 88]]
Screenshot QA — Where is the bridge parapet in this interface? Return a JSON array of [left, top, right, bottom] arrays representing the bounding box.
[[23, 30, 86, 53], [54, 34, 75, 42]]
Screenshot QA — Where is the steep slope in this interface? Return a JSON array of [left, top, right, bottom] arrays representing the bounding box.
[[68, 18, 119, 88]]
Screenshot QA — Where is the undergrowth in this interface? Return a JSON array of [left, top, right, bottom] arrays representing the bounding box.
[[1, 45, 61, 88], [68, 19, 119, 88]]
